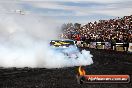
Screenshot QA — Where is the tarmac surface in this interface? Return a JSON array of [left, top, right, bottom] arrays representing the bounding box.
[[0, 48, 132, 88]]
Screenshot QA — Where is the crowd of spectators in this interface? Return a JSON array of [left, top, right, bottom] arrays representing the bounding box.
[[61, 15, 132, 43]]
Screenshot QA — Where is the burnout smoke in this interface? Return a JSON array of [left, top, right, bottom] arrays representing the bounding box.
[[0, 13, 93, 68]]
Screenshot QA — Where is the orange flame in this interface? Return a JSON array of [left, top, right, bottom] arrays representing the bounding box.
[[78, 66, 86, 76]]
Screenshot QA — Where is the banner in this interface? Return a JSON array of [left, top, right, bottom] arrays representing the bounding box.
[[104, 42, 111, 49], [76, 41, 82, 47], [89, 42, 96, 48], [128, 43, 132, 52], [96, 42, 105, 49], [115, 43, 124, 51], [77, 75, 130, 84]]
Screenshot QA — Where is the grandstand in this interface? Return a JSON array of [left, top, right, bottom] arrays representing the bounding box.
[[61, 15, 132, 52]]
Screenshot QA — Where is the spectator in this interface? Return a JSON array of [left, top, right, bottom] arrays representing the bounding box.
[[61, 15, 132, 43]]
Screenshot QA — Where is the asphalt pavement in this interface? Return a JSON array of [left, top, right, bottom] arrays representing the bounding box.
[[0, 48, 132, 88]]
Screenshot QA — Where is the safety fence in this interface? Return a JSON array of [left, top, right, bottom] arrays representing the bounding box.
[[76, 41, 132, 52]]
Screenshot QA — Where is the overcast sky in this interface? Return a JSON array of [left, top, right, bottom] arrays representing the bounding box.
[[0, 0, 131, 24]]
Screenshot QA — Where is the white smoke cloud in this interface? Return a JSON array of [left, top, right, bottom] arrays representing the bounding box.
[[0, 4, 93, 68], [0, 13, 93, 68]]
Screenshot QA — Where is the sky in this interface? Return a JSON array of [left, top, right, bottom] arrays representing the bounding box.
[[0, 0, 132, 24]]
